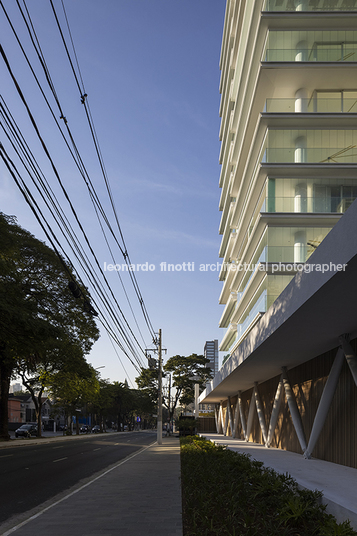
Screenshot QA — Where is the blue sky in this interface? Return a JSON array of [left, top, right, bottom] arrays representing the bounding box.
[[0, 0, 227, 387]]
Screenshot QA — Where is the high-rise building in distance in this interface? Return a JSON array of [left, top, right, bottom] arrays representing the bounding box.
[[204, 339, 219, 376]]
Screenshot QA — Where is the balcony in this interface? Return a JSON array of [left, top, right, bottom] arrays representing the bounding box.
[[264, 46, 357, 62], [264, 146, 357, 163], [263, 196, 356, 212], [263, 0, 357, 11], [265, 98, 357, 113]]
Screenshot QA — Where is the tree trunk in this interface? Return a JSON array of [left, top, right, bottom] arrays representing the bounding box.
[[36, 392, 43, 438], [0, 354, 12, 441], [22, 379, 43, 438]]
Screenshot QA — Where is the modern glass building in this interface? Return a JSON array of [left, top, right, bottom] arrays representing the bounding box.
[[218, 0, 357, 356]]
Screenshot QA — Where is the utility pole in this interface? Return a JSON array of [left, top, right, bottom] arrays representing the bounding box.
[[157, 328, 162, 445], [146, 329, 165, 445]]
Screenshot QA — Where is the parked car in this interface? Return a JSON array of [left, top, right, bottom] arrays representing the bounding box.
[[15, 424, 37, 438], [80, 425, 90, 433], [91, 425, 101, 433]]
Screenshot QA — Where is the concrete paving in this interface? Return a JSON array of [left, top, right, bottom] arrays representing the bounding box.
[[201, 433, 357, 531], [1, 435, 183, 536]]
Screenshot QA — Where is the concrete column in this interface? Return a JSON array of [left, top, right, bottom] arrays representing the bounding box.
[[295, 88, 309, 113], [295, 136, 307, 163], [194, 383, 199, 418], [216, 403, 224, 434], [294, 183, 307, 213], [254, 382, 268, 444], [340, 334, 357, 386], [294, 0, 308, 11], [266, 375, 284, 447], [307, 182, 313, 213], [223, 402, 229, 436], [294, 230, 307, 263], [227, 396, 234, 436], [295, 40, 308, 62], [282, 367, 307, 453], [246, 389, 256, 442], [232, 397, 240, 438], [237, 391, 247, 440], [304, 347, 345, 459]]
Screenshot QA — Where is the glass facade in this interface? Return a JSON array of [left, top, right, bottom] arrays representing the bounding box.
[[263, 130, 357, 164], [264, 31, 357, 62], [262, 178, 357, 213], [234, 274, 295, 346], [265, 90, 357, 113], [267, 226, 332, 262], [218, 3, 356, 353]]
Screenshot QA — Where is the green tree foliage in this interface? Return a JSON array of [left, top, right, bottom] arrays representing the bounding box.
[[49, 364, 100, 434], [135, 367, 160, 404], [90, 381, 156, 431], [164, 354, 213, 408], [0, 213, 99, 440], [136, 353, 213, 423]]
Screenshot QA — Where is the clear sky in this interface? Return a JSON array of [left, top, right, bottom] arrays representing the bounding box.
[[0, 0, 227, 387]]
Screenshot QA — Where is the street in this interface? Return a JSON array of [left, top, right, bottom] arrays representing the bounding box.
[[0, 431, 156, 527]]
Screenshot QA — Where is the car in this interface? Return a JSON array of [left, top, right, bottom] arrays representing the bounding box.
[[91, 425, 101, 433], [15, 424, 37, 438], [80, 425, 90, 433]]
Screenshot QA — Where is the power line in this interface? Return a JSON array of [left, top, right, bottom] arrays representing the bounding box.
[[5, 0, 155, 348], [0, 43, 146, 371], [0, 135, 143, 375], [0, 2, 159, 373], [49, 0, 156, 339]]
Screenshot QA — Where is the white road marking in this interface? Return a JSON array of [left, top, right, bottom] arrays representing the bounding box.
[[2, 441, 156, 535], [53, 457, 68, 463]]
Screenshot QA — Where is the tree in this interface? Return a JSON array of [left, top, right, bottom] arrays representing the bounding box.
[[49, 364, 100, 434], [135, 367, 160, 404], [0, 213, 99, 440], [164, 354, 213, 418], [136, 353, 213, 425], [89, 381, 156, 431], [14, 343, 96, 437]]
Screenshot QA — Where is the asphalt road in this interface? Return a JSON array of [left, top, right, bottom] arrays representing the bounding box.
[[0, 431, 156, 525]]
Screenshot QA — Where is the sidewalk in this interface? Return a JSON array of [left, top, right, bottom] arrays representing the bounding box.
[[1, 435, 183, 536], [201, 433, 357, 531]]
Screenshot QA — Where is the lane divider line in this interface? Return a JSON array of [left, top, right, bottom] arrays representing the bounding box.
[[53, 457, 68, 463]]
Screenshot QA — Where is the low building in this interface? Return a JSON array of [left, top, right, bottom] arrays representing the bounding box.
[[8, 394, 52, 430], [8, 395, 24, 427]]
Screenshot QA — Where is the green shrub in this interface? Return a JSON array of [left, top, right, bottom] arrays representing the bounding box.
[[180, 436, 357, 536]]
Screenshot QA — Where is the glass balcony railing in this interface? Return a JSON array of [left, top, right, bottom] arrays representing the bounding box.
[[236, 290, 267, 342], [264, 196, 356, 212], [267, 245, 318, 262], [264, 47, 357, 62], [237, 247, 268, 296], [265, 98, 357, 113], [263, 147, 357, 163], [264, 0, 357, 11]]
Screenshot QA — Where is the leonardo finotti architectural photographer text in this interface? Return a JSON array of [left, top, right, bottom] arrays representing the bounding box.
[[103, 261, 347, 274]]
